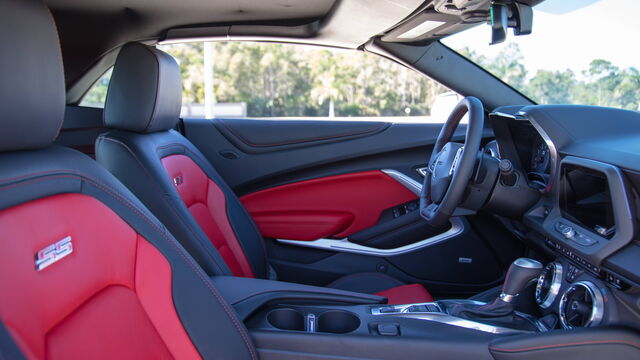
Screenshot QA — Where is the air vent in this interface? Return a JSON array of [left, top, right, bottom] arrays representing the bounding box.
[[559, 281, 604, 329], [535, 262, 563, 309]]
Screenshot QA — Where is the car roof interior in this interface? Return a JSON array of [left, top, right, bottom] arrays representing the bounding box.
[[47, 0, 542, 92]]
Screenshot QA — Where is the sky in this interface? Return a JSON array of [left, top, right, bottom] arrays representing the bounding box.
[[442, 0, 639, 77]]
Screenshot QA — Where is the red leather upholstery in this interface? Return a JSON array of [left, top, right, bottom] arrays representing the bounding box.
[[161, 154, 254, 278], [375, 284, 434, 305], [240, 170, 418, 239], [0, 193, 201, 359]]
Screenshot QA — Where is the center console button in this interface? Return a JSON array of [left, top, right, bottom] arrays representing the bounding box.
[[378, 306, 396, 313], [425, 304, 440, 312], [573, 233, 597, 246], [408, 305, 429, 312], [377, 323, 399, 336]]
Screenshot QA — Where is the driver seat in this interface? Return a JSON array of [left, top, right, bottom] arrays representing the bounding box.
[[96, 42, 433, 304]]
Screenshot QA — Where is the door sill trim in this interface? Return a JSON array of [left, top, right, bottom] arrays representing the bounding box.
[[277, 217, 465, 256]]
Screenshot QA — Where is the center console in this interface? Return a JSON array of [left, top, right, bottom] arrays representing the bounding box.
[[213, 253, 640, 359]]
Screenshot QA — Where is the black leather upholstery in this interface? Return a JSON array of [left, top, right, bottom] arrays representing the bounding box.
[[96, 129, 270, 279], [489, 327, 640, 360], [326, 272, 406, 294], [0, 0, 65, 151], [0, 146, 258, 359], [0, 2, 257, 358], [104, 42, 182, 133]]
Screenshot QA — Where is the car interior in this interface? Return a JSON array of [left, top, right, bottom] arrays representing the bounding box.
[[1, 0, 640, 359]]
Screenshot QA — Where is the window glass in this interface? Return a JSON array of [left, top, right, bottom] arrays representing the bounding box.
[[79, 68, 113, 108], [158, 42, 459, 122], [443, 0, 640, 109]]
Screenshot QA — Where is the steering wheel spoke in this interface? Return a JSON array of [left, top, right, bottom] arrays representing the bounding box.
[[419, 97, 484, 227]]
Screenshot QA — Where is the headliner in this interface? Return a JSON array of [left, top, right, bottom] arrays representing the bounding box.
[[45, 0, 425, 88]]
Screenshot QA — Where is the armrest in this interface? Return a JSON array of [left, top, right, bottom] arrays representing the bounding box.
[[211, 276, 385, 320], [489, 327, 640, 360]]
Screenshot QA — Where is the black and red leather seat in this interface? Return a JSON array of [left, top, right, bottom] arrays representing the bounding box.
[[95, 42, 433, 304], [0, 1, 257, 358]]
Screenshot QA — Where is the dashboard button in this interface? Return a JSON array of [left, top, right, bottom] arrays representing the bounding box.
[[571, 233, 598, 247], [561, 226, 576, 239]]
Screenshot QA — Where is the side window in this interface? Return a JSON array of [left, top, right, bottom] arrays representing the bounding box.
[[157, 42, 461, 122], [79, 68, 113, 108]]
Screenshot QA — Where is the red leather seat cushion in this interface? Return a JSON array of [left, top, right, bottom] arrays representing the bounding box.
[[375, 284, 434, 305], [161, 154, 254, 278], [0, 193, 201, 359]]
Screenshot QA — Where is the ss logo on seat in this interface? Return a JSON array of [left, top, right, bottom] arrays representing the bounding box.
[[35, 236, 73, 271]]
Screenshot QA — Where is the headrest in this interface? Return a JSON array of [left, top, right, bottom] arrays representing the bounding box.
[[104, 42, 182, 133], [0, 0, 65, 152]]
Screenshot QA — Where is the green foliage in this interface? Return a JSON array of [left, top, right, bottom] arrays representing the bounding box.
[[158, 42, 449, 117], [80, 68, 112, 108], [461, 44, 640, 109]]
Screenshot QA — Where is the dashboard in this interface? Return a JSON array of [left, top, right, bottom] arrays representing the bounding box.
[[488, 105, 640, 331]]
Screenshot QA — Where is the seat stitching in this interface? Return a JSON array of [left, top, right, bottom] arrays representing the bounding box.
[[216, 118, 387, 147], [0, 173, 258, 360], [229, 288, 380, 305], [326, 272, 406, 289], [156, 142, 270, 276], [490, 339, 640, 352], [98, 136, 229, 275], [139, 45, 162, 133]]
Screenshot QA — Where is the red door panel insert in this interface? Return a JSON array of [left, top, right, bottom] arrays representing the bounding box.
[[240, 170, 417, 239]]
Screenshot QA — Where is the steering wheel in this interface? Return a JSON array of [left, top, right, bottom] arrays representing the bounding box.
[[420, 96, 485, 227]]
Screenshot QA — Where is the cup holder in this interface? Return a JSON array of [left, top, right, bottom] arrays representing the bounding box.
[[317, 310, 360, 334], [267, 308, 305, 331]]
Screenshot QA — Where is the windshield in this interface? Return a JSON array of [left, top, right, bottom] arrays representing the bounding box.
[[442, 0, 639, 109]]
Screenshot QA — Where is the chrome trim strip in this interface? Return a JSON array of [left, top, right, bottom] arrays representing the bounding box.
[[499, 293, 516, 303], [513, 257, 543, 269], [372, 300, 547, 334], [490, 111, 558, 193], [559, 280, 604, 329], [517, 111, 558, 193], [490, 111, 528, 121], [535, 261, 563, 309], [381, 169, 422, 196], [416, 167, 429, 177], [277, 217, 464, 256]]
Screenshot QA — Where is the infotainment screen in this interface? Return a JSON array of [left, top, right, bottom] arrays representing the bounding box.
[[559, 164, 616, 238]]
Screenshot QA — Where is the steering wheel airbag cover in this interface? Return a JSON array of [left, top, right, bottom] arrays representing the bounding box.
[[420, 96, 484, 227]]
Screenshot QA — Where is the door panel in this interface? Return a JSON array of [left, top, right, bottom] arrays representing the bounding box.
[[240, 170, 418, 239], [184, 117, 518, 297], [183, 117, 480, 195], [214, 118, 389, 153]]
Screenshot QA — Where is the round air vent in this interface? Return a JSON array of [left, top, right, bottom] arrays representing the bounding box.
[[535, 262, 563, 309], [559, 281, 604, 329]]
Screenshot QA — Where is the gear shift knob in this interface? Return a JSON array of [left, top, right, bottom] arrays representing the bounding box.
[[500, 258, 543, 302]]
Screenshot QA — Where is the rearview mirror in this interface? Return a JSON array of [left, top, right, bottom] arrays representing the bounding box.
[[490, 1, 533, 45]]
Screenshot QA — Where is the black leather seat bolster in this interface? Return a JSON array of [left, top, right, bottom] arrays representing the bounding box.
[[326, 272, 407, 294], [96, 129, 269, 279], [0, 146, 257, 359], [489, 327, 640, 360]]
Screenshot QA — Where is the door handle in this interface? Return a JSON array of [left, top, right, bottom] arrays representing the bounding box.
[[416, 166, 429, 177]]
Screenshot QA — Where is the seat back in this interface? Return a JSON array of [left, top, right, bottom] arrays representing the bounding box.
[[97, 42, 269, 279], [0, 2, 256, 359]]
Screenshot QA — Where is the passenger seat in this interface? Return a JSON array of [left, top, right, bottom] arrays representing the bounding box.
[[96, 42, 433, 304]]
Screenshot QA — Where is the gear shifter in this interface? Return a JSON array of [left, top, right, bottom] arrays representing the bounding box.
[[449, 258, 543, 323], [499, 258, 544, 302]]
